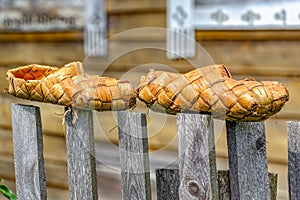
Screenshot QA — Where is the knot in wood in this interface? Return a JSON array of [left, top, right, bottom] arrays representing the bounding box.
[[187, 180, 200, 197], [255, 136, 265, 151]]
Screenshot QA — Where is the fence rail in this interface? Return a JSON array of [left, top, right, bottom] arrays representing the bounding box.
[[9, 103, 300, 199]]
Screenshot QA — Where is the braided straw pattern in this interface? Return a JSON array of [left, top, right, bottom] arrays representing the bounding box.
[[6, 62, 136, 111], [72, 75, 136, 111], [137, 65, 289, 121]]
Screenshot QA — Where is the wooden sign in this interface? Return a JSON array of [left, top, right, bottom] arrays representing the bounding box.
[[0, 0, 108, 56], [0, 0, 85, 31]]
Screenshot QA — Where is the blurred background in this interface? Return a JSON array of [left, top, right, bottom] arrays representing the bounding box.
[[0, 0, 300, 199]]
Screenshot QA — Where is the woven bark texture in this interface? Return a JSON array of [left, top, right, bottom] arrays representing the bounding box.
[[6, 61, 136, 111], [137, 65, 289, 121], [6, 63, 289, 121]]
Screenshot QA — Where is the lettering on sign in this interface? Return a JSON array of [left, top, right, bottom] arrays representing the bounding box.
[[0, 0, 85, 31], [3, 13, 76, 27]]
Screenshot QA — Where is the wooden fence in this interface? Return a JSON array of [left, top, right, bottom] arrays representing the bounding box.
[[9, 103, 300, 200]]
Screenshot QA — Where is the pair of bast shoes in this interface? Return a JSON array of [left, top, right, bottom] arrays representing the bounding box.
[[6, 61, 289, 122]]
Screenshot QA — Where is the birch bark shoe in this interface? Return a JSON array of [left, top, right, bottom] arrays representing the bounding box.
[[6, 62, 136, 111], [137, 64, 289, 122]]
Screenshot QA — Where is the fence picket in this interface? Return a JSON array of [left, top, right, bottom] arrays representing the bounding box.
[[218, 171, 231, 200], [156, 168, 180, 200], [269, 173, 278, 200], [65, 108, 98, 200], [11, 104, 46, 200], [287, 121, 300, 200], [9, 104, 284, 199], [177, 113, 218, 199], [117, 111, 151, 200], [217, 170, 278, 200], [226, 121, 270, 200]]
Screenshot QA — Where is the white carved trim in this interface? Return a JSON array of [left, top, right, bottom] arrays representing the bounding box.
[[193, 1, 300, 30], [84, 0, 107, 57], [167, 0, 195, 59], [167, 0, 300, 59]]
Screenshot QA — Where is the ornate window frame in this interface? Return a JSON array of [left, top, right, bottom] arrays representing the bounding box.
[[167, 0, 300, 59], [85, 0, 107, 57]]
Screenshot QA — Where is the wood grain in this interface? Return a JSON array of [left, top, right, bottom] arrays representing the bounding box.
[[11, 104, 47, 200], [0, 178, 70, 200], [226, 121, 270, 200], [287, 121, 300, 200], [0, 76, 298, 158], [177, 113, 218, 199], [217, 171, 278, 200], [0, 126, 67, 164], [269, 173, 278, 200], [156, 168, 179, 200], [0, 152, 68, 189], [117, 111, 151, 200], [1, 41, 300, 76], [196, 30, 300, 41], [218, 171, 231, 200], [107, 0, 165, 14], [0, 32, 83, 42], [2, 30, 300, 43], [65, 108, 98, 200], [0, 2, 297, 199]]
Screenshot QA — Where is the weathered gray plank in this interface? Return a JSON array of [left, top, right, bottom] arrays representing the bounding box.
[[156, 168, 179, 200], [65, 108, 98, 200], [117, 111, 151, 200], [218, 171, 231, 200], [217, 170, 278, 200], [269, 173, 278, 200], [11, 103, 46, 200], [177, 113, 218, 199], [287, 121, 300, 200], [226, 121, 270, 200]]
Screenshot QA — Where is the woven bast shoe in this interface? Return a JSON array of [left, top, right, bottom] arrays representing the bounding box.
[[72, 75, 137, 111], [6, 62, 136, 111], [137, 64, 289, 122]]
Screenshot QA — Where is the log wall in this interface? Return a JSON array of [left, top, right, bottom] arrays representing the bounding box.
[[0, 0, 299, 199]]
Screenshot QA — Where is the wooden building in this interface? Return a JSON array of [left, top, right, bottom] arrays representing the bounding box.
[[0, 0, 299, 199]]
